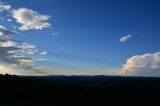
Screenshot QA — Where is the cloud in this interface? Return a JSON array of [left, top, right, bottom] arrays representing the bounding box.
[[119, 52, 160, 77], [12, 25, 17, 29], [120, 34, 132, 42], [0, 25, 18, 36], [0, 62, 48, 76], [52, 32, 58, 36], [19, 43, 36, 49], [17, 42, 38, 54], [0, 2, 50, 75], [7, 19, 12, 22], [12, 8, 52, 31], [0, 40, 16, 47], [0, 2, 11, 12], [37, 58, 47, 61], [40, 51, 48, 55], [0, 25, 47, 74]]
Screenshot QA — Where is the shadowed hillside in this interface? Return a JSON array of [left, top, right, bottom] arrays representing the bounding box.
[[0, 74, 160, 106]]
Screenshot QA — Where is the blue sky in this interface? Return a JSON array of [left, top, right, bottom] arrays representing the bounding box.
[[0, 0, 160, 76]]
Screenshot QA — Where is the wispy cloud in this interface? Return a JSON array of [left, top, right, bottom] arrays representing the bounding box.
[[120, 34, 132, 42], [7, 19, 12, 22], [0, 25, 18, 36], [0, 2, 11, 12], [0, 25, 46, 72], [40, 51, 48, 55], [0, 1, 51, 75], [52, 32, 58, 36], [12, 8, 52, 31]]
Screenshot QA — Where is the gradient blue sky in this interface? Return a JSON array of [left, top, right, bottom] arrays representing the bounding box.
[[0, 0, 160, 76]]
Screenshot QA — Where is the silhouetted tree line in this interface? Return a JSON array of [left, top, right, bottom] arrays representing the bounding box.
[[0, 74, 160, 106]]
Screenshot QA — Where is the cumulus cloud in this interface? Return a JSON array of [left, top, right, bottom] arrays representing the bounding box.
[[12, 8, 51, 30], [0, 2, 11, 12], [120, 34, 132, 42], [119, 52, 160, 77]]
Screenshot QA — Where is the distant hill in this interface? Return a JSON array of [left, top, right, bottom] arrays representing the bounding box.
[[0, 74, 160, 106]]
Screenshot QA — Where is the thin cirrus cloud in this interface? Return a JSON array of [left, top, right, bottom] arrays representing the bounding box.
[[120, 34, 132, 42], [12, 8, 52, 31]]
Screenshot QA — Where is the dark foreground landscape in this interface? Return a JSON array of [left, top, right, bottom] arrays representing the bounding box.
[[0, 74, 160, 106]]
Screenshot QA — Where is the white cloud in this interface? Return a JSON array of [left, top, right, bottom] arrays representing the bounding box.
[[0, 2, 11, 12], [119, 52, 160, 77], [0, 25, 18, 36], [0, 25, 48, 74], [12, 8, 52, 31], [12, 25, 17, 29], [0, 40, 16, 47], [18, 43, 36, 49], [17, 57, 35, 63], [0, 2, 51, 75], [0, 62, 48, 76], [52, 32, 58, 36], [36, 58, 47, 61], [40, 51, 48, 55], [120, 34, 132, 42], [17, 43, 38, 54], [7, 19, 12, 22], [20, 49, 38, 55]]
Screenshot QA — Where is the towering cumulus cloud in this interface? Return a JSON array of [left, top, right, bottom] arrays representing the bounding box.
[[12, 8, 51, 30], [119, 52, 160, 77]]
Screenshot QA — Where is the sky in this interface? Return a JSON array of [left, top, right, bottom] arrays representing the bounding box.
[[0, 0, 160, 76]]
